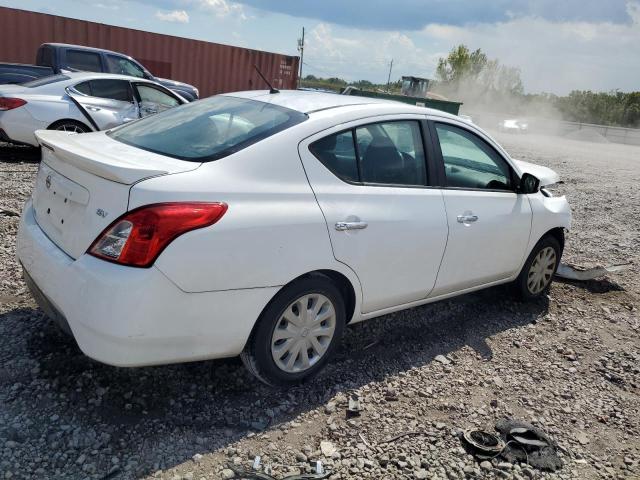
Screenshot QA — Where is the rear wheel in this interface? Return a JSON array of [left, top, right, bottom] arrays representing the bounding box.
[[515, 235, 561, 300], [48, 120, 91, 134], [241, 275, 345, 387]]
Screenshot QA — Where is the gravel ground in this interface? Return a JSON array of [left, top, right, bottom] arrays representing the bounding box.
[[0, 133, 638, 480]]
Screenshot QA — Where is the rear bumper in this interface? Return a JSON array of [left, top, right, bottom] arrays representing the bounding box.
[[16, 200, 278, 367], [0, 109, 44, 147]]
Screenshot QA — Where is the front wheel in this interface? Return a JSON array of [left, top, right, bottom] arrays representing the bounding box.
[[241, 275, 345, 387], [515, 235, 561, 300]]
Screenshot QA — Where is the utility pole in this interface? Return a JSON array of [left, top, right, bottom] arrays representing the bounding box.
[[386, 59, 394, 92], [297, 27, 305, 88]]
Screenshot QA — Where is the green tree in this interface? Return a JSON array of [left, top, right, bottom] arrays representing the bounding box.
[[434, 44, 524, 102]]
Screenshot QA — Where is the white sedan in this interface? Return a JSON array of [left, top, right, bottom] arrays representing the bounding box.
[[17, 91, 571, 386], [0, 72, 185, 147]]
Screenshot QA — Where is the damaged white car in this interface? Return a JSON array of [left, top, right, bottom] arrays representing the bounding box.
[[17, 91, 571, 386]]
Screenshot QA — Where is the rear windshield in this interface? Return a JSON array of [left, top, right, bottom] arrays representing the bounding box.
[[108, 96, 308, 162], [22, 75, 70, 88]]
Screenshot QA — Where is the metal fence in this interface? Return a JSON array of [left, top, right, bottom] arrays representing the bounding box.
[[466, 111, 640, 146]]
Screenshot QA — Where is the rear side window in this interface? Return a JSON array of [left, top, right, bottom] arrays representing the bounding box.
[[108, 95, 307, 162], [309, 131, 359, 183], [87, 79, 132, 102], [66, 50, 102, 72], [309, 120, 427, 186], [73, 81, 92, 95], [37, 46, 54, 67]]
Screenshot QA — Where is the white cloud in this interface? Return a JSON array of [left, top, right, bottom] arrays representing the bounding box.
[[304, 23, 437, 83], [196, 0, 247, 20], [420, 7, 640, 94], [155, 9, 190, 23]]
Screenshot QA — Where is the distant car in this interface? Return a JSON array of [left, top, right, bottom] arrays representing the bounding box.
[[499, 119, 529, 133], [0, 43, 199, 102], [0, 72, 185, 147], [17, 90, 571, 386]]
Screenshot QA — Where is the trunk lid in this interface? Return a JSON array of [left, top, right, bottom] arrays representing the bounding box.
[[32, 130, 200, 259]]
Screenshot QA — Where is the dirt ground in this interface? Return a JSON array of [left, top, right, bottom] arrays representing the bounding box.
[[0, 132, 638, 480]]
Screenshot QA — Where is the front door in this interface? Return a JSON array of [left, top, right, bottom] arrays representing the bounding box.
[[430, 121, 532, 296], [298, 118, 449, 314]]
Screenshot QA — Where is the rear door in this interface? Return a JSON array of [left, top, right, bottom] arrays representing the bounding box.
[[67, 79, 138, 130], [298, 116, 448, 314], [428, 119, 532, 295]]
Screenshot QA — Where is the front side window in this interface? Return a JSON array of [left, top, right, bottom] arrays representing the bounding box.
[[66, 50, 102, 72], [106, 55, 145, 78], [136, 84, 180, 108], [435, 123, 512, 190], [310, 120, 427, 187], [108, 95, 308, 162]]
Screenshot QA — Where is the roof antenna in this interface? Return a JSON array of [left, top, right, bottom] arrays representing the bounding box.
[[254, 65, 279, 94]]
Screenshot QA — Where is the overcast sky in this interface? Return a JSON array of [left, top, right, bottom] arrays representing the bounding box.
[[1, 0, 639, 95]]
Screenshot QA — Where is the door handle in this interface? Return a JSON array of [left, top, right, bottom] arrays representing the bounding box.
[[86, 106, 101, 112], [457, 214, 478, 224], [335, 221, 368, 231]]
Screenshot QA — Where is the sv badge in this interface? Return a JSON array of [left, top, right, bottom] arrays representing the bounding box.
[[96, 208, 108, 218]]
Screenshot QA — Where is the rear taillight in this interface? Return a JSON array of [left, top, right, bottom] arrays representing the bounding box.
[[88, 202, 227, 267], [0, 97, 27, 111]]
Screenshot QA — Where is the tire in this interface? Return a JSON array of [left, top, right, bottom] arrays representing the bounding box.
[[48, 120, 91, 134], [515, 235, 562, 301], [241, 274, 346, 387]]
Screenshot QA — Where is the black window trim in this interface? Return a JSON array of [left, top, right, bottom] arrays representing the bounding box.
[[429, 119, 519, 193], [308, 118, 439, 189]]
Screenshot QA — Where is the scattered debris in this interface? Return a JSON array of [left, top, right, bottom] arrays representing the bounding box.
[[462, 419, 562, 472], [228, 464, 330, 480], [461, 429, 505, 456], [346, 395, 361, 418], [434, 354, 451, 365], [556, 262, 630, 281], [0, 207, 19, 217], [319, 441, 336, 458]]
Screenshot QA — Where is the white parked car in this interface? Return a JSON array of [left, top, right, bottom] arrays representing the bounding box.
[[17, 91, 571, 386], [0, 72, 185, 147], [499, 118, 529, 134]]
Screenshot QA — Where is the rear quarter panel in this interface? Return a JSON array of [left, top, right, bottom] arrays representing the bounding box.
[[130, 130, 361, 297]]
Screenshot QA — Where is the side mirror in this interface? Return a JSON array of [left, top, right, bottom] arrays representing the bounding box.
[[518, 173, 540, 194]]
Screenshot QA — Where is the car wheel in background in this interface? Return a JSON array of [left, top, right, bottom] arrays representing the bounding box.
[[515, 235, 561, 301], [241, 274, 346, 387], [48, 120, 91, 134]]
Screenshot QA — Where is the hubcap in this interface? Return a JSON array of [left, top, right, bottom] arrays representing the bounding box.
[[270, 293, 336, 373], [56, 124, 84, 134], [527, 246, 557, 294]]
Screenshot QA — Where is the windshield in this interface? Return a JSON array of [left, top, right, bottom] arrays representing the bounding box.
[[108, 95, 307, 162]]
